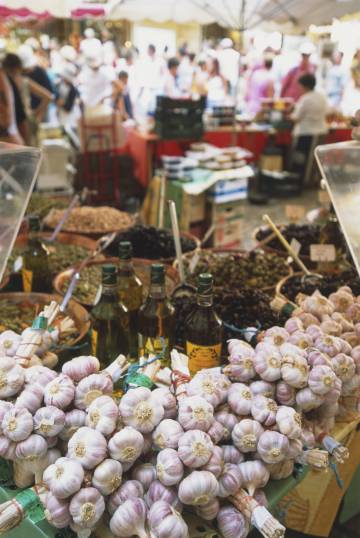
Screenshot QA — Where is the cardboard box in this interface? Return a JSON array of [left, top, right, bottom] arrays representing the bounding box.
[[213, 220, 242, 248], [207, 200, 245, 248], [260, 154, 283, 172], [165, 180, 206, 231]]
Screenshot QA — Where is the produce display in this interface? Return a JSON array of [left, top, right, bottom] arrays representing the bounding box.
[[44, 206, 134, 234], [8, 243, 90, 275], [255, 223, 322, 256]]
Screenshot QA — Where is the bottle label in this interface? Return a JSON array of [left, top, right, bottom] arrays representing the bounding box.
[[186, 341, 221, 374], [138, 334, 169, 359], [22, 268, 33, 292], [91, 329, 98, 355]]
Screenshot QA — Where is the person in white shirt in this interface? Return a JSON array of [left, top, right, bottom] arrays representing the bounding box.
[[163, 57, 182, 98], [80, 28, 102, 59], [177, 48, 195, 93], [341, 67, 360, 118], [78, 55, 114, 108], [217, 38, 240, 96]]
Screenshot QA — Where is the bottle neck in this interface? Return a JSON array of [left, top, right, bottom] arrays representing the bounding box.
[[149, 282, 166, 299], [197, 291, 213, 307], [100, 282, 118, 301]]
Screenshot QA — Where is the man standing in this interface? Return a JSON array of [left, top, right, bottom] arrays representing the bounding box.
[[281, 42, 316, 102], [217, 38, 240, 96]]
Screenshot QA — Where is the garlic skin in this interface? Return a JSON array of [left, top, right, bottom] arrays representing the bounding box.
[[217, 505, 249, 538], [276, 381, 296, 406], [178, 470, 218, 506], [59, 409, 87, 441], [351, 345, 360, 374], [284, 317, 304, 335], [0, 330, 21, 357], [131, 463, 157, 491], [2, 406, 33, 442], [227, 383, 252, 415], [331, 354, 356, 382], [281, 356, 309, 388], [110, 498, 147, 538], [178, 396, 214, 432], [186, 371, 230, 407], [15, 384, 43, 414], [238, 460, 270, 495], [0, 435, 16, 460], [227, 341, 256, 382], [257, 431, 290, 464], [308, 365, 337, 395], [148, 500, 188, 538], [145, 480, 182, 512], [43, 457, 84, 499], [44, 492, 71, 529], [232, 419, 264, 453], [302, 293, 334, 317], [307, 349, 330, 367], [62, 356, 100, 382], [0, 358, 24, 399], [254, 344, 282, 381], [296, 387, 324, 411], [287, 438, 303, 459], [24, 365, 57, 386], [320, 319, 342, 337], [0, 401, 13, 433], [33, 406, 65, 438], [251, 395, 278, 426], [207, 420, 225, 444], [15, 433, 48, 461], [177, 429, 213, 468], [306, 324, 324, 342], [263, 326, 289, 347], [276, 406, 302, 439], [329, 289, 354, 312], [200, 445, 224, 477], [267, 459, 294, 480], [75, 373, 113, 410], [108, 480, 144, 515], [195, 497, 220, 521], [67, 426, 107, 469], [214, 410, 238, 440], [250, 380, 275, 398], [44, 374, 75, 410], [152, 419, 184, 450], [152, 388, 177, 419], [108, 426, 144, 464], [156, 448, 184, 486], [92, 458, 122, 495], [222, 445, 244, 464], [217, 463, 242, 497], [314, 335, 342, 358], [86, 395, 118, 436], [69, 487, 105, 529], [288, 331, 313, 350], [119, 387, 164, 433]]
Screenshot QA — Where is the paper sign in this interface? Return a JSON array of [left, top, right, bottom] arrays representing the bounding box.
[[310, 244, 336, 262], [290, 238, 301, 256], [285, 204, 305, 221], [318, 189, 331, 204]]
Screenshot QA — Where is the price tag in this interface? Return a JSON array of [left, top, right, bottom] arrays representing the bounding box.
[[310, 244, 336, 262], [285, 204, 305, 221], [318, 189, 331, 204], [290, 238, 301, 256], [13, 255, 23, 272]]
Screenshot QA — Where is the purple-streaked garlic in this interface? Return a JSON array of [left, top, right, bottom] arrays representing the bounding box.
[[227, 340, 256, 381], [214, 409, 238, 440], [92, 458, 122, 495], [251, 395, 277, 426], [0, 435, 16, 460], [237, 460, 270, 496], [43, 457, 84, 499], [254, 344, 282, 381], [69, 487, 105, 529], [195, 497, 220, 520], [108, 426, 144, 464], [0, 358, 24, 398], [200, 445, 224, 477], [331, 354, 356, 382], [300, 428, 316, 448], [15, 433, 47, 461], [232, 419, 264, 453], [307, 349, 331, 367], [44, 374, 75, 410], [62, 355, 100, 382], [207, 420, 226, 444], [33, 406, 65, 438], [131, 463, 156, 491], [227, 383, 252, 415], [178, 470, 218, 506], [85, 395, 118, 436], [345, 302, 360, 323], [217, 505, 249, 538], [74, 373, 113, 410], [351, 346, 360, 374], [250, 380, 275, 399], [145, 480, 182, 512], [217, 463, 242, 497], [301, 293, 334, 318], [314, 335, 342, 358], [156, 448, 184, 486], [110, 498, 147, 538], [339, 336, 354, 355], [332, 312, 354, 332], [342, 373, 360, 396], [152, 387, 177, 419], [178, 396, 214, 432], [281, 356, 309, 389], [186, 371, 230, 407], [46, 436, 58, 449], [227, 339, 254, 357], [59, 409, 87, 441], [67, 426, 107, 469], [15, 384, 43, 414], [119, 387, 164, 433], [148, 500, 188, 538], [276, 406, 302, 439], [24, 365, 57, 386], [288, 331, 312, 350], [279, 342, 307, 359], [2, 406, 33, 442], [0, 330, 21, 357], [308, 365, 337, 395], [0, 401, 13, 433], [298, 311, 321, 327], [287, 438, 303, 459], [323, 377, 342, 403], [267, 459, 294, 480], [108, 480, 144, 515], [284, 317, 304, 334], [296, 387, 324, 411], [341, 332, 360, 348], [263, 326, 289, 347], [329, 289, 354, 312], [320, 319, 342, 337], [44, 492, 71, 529], [306, 324, 324, 342], [253, 489, 268, 508], [152, 419, 184, 450], [257, 431, 289, 464], [276, 381, 296, 406], [222, 445, 244, 464], [177, 429, 213, 468]]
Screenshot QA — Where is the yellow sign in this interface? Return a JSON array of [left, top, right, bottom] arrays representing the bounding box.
[[22, 268, 33, 293], [186, 341, 221, 374], [91, 329, 98, 355]]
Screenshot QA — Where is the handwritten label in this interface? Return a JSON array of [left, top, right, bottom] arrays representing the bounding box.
[[318, 189, 331, 204], [310, 244, 336, 262], [285, 204, 305, 221], [290, 238, 301, 256]]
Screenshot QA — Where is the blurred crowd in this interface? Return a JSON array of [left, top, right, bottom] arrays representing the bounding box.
[[1, 27, 360, 146]]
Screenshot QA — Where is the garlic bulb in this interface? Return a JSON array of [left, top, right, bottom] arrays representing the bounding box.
[[217, 505, 249, 538], [149, 500, 188, 538], [59, 409, 87, 441], [351, 345, 360, 374], [43, 457, 84, 499], [284, 317, 304, 334], [178, 429, 213, 468], [186, 371, 230, 407], [329, 289, 354, 312], [288, 331, 312, 350], [257, 431, 289, 464], [2, 406, 33, 442], [251, 395, 277, 426], [62, 356, 100, 382], [15, 433, 48, 461], [200, 445, 224, 477], [301, 293, 334, 317], [276, 381, 296, 406], [108, 426, 144, 464], [152, 388, 177, 419], [24, 365, 57, 386], [152, 419, 184, 450], [281, 356, 309, 388], [86, 395, 118, 436], [306, 324, 324, 342], [154, 448, 182, 486], [75, 373, 113, 410], [228, 338, 254, 357], [227, 383, 252, 415], [222, 445, 244, 465], [0, 330, 21, 357], [307, 349, 330, 367], [44, 374, 75, 410], [296, 387, 324, 411], [178, 396, 214, 432], [232, 419, 264, 452], [298, 311, 321, 327], [331, 354, 356, 382], [33, 406, 65, 438], [314, 335, 342, 358], [92, 458, 122, 495], [207, 420, 225, 444], [119, 387, 164, 433], [276, 406, 302, 439], [217, 463, 242, 497], [250, 380, 275, 398], [69, 487, 105, 529], [110, 498, 147, 538], [178, 470, 218, 506], [108, 480, 144, 515], [0, 401, 13, 433], [227, 341, 256, 381], [0, 358, 24, 398], [214, 410, 238, 440], [263, 326, 289, 347], [254, 344, 282, 381], [195, 497, 220, 521], [320, 319, 342, 337], [300, 428, 316, 448], [0, 435, 16, 460], [145, 480, 182, 512], [131, 463, 156, 491], [308, 365, 337, 395], [287, 438, 303, 459], [237, 460, 270, 495], [44, 492, 71, 529], [67, 426, 107, 469], [267, 459, 294, 480], [15, 384, 43, 414]]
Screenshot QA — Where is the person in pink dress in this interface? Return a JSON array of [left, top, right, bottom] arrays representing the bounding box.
[[281, 42, 316, 102], [245, 55, 275, 116]]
